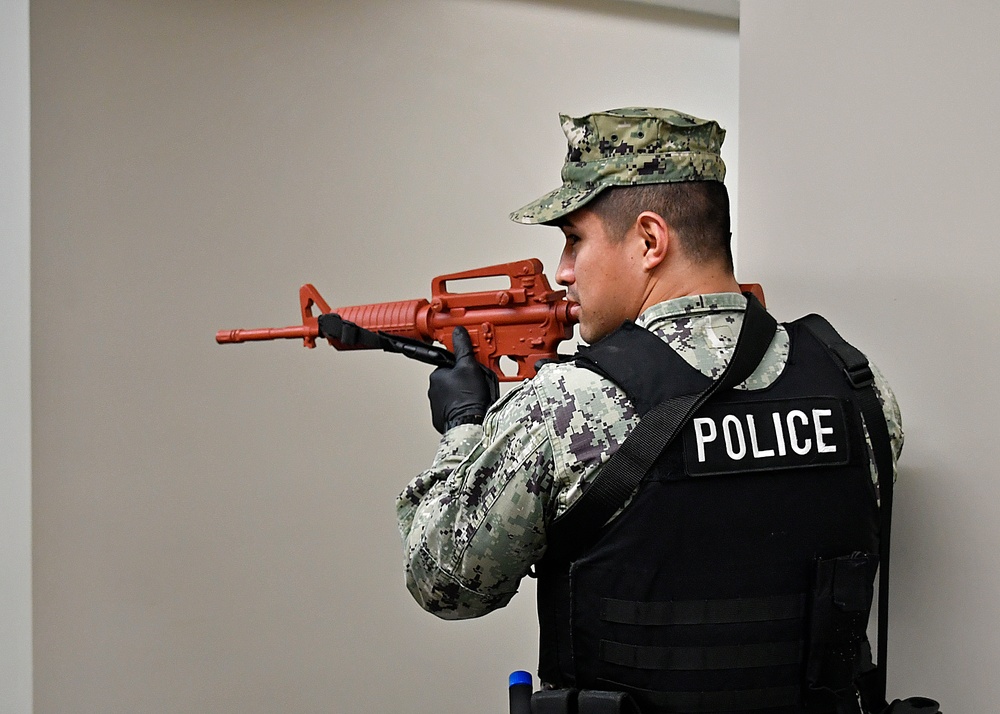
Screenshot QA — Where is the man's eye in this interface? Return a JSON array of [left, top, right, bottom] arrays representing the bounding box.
[[566, 234, 581, 245]]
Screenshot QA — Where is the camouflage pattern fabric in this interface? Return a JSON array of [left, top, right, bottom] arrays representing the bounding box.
[[396, 293, 903, 618], [510, 108, 727, 225]]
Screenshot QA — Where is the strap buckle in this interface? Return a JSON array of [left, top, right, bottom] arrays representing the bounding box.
[[843, 362, 874, 389]]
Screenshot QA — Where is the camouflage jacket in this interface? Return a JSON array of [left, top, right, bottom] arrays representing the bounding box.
[[396, 293, 903, 619]]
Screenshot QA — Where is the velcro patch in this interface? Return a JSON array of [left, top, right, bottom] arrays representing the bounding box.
[[682, 397, 851, 476]]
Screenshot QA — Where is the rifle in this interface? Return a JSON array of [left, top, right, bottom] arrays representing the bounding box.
[[216, 258, 766, 382]]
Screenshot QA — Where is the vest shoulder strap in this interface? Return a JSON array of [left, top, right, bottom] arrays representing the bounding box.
[[547, 294, 777, 560], [790, 314, 895, 709]]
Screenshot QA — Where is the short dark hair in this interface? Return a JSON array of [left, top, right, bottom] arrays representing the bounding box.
[[587, 181, 733, 271]]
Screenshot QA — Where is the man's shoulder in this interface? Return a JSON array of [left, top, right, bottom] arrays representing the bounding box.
[[531, 358, 624, 401], [525, 358, 638, 441], [484, 359, 619, 434]]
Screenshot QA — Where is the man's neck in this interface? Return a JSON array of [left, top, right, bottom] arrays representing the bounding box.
[[639, 263, 741, 314]]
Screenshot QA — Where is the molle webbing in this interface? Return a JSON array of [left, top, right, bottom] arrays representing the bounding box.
[[601, 640, 805, 671], [601, 593, 806, 627], [598, 682, 803, 713], [598, 593, 808, 711]]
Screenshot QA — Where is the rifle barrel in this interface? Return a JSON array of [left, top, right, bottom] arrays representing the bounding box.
[[215, 325, 318, 344]]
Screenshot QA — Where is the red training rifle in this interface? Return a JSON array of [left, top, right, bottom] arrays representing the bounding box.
[[216, 258, 765, 382]]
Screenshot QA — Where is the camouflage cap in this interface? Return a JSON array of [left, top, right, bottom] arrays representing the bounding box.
[[510, 107, 726, 225]]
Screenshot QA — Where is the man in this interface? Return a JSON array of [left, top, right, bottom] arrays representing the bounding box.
[[397, 108, 902, 713]]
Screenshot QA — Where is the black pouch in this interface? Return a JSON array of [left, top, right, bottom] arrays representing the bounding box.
[[805, 552, 879, 708], [880, 697, 941, 714], [531, 688, 577, 714], [854, 663, 942, 714], [531, 689, 640, 714], [577, 690, 640, 714]]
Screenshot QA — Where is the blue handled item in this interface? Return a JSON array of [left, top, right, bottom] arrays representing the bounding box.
[[509, 670, 533, 714]]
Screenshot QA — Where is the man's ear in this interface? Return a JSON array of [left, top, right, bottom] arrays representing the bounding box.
[[635, 211, 670, 270]]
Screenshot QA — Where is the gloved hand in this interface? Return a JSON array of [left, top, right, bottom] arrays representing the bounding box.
[[428, 326, 499, 434]]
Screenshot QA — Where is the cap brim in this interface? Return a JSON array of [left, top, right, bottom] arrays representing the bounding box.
[[509, 183, 608, 225]]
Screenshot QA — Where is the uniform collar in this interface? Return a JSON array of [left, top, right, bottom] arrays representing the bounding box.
[[635, 292, 748, 329]]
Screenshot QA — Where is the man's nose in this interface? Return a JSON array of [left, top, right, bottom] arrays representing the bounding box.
[[555, 248, 573, 287]]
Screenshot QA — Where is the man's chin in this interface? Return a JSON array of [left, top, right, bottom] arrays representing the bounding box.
[[580, 318, 624, 345], [578, 323, 604, 345]]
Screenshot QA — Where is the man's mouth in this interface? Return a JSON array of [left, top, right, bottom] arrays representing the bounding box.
[[565, 296, 581, 320]]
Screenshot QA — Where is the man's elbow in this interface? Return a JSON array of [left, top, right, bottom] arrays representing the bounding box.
[[404, 571, 513, 620]]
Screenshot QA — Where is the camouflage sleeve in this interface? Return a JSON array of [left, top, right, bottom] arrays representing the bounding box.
[[395, 382, 557, 620], [870, 360, 903, 484]]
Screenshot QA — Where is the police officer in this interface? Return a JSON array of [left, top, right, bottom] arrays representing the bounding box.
[[397, 108, 902, 713]]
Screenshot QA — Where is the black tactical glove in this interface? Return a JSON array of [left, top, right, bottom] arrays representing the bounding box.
[[428, 326, 499, 434]]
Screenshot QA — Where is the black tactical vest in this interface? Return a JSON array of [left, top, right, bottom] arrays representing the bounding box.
[[535, 318, 881, 714]]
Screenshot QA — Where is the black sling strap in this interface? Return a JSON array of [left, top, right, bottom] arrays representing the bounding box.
[[795, 314, 895, 710], [548, 293, 777, 557]]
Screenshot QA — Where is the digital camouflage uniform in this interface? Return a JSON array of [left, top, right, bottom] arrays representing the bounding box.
[[396, 108, 902, 621], [396, 293, 902, 619]]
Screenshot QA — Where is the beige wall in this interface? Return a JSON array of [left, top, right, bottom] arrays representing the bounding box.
[[2, 1, 32, 712], [30, 2, 738, 711], [738, 2, 999, 710]]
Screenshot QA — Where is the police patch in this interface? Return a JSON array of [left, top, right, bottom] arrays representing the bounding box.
[[682, 397, 851, 476]]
